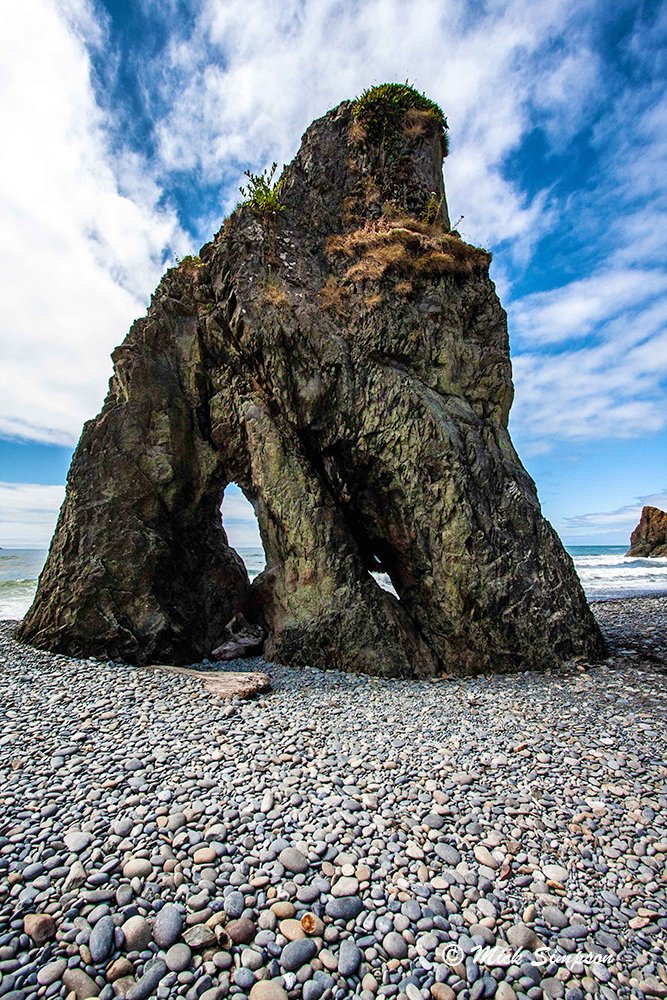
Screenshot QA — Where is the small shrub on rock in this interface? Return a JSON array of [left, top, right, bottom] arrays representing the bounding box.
[[240, 162, 286, 217]]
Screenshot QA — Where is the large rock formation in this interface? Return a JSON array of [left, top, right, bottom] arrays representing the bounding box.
[[627, 506, 667, 557], [17, 86, 605, 675]]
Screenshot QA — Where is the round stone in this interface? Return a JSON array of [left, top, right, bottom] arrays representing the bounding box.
[[473, 845, 498, 869], [543, 906, 568, 929], [542, 978, 565, 999], [165, 943, 192, 972], [326, 896, 363, 920], [436, 844, 461, 865], [278, 847, 310, 874], [37, 959, 67, 986], [224, 890, 245, 919], [226, 917, 256, 944], [63, 968, 100, 998], [280, 918, 306, 941], [338, 939, 362, 976], [121, 914, 151, 951], [506, 923, 538, 949], [23, 913, 56, 944], [249, 982, 289, 1000], [542, 864, 569, 883], [383, 931, 408, 959], [432, 986, 456, 1000], [122, 857, 153, 879], [281, 937, 317, 971], [235, 967, 255, 989], [193, 846, 217, 865], [89, 914, 115, 962], [107, 958, 134, 982], [64, 830, 91, 853], [331, 875, 359, 897]]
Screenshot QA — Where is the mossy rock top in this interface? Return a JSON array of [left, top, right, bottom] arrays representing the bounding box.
[[352, 83, 449, 152]]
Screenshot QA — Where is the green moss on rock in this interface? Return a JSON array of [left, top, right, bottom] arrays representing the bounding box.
[[352, 83, 449, 152]]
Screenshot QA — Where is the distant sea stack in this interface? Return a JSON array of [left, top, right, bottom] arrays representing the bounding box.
[[17, 85, 605, 675], [627, 506, 667, 558]]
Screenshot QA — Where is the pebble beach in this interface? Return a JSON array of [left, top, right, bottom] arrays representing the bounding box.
[[0, 595, 665, 1000]]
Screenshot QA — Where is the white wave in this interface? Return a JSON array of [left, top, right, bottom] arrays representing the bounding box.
[[0, 579, 37, 619], [572, 553, 667, 600]]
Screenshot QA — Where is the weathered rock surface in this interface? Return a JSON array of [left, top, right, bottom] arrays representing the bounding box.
[[17, 90, 604, 675], [627, 505, 667, 558]]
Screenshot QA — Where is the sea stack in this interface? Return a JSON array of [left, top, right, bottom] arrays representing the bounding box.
[[17, 86, 605, 675], [627, 505, 667, 558]]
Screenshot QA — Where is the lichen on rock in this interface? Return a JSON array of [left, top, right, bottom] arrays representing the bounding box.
[[17, 90, 605, 675]]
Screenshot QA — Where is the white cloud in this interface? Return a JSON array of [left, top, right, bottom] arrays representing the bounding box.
[[503, 8, 667, 449], [511, 324, 667, 446], [0, 482, 65, 547], [507, 62, 667, 447], [531, 43, 603, 149], [0, 0, 187, 445], [511, 269, 667, 345]]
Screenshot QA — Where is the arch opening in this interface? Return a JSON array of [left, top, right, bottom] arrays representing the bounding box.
[[209, 483, 268, 661], [219, 483, 266, 583], [342, 509, 400, 600]]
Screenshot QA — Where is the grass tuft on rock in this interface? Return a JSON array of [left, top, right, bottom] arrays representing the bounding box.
[[318, 276, 350, 316], [261, 277, 290, 310], [352, 83, 449, 153], [177, 254, 203, 273], [326, 213, 490, 284]]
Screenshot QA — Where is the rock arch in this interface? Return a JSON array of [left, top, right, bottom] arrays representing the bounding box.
[[17, 93, 605, 675]]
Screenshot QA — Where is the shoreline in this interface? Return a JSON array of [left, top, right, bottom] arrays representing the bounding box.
[[589, 589, 667, 602], [0, 596, 665, 1000]]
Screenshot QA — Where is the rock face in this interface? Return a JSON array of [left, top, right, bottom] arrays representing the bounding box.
[[17, 88, 605, 675], [627, 506, 667, 558]]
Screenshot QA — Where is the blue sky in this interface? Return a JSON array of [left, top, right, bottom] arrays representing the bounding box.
[[1, 0, 666, 548]]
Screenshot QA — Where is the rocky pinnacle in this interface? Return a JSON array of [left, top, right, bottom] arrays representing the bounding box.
[[626, 505, 667, 558], [17, 90, 605, 674]]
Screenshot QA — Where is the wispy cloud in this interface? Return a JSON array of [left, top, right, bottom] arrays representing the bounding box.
[[511, 270, 667, 345], [507, 5, 667, 450], [511, 331, 667, 447], [0, 0, 188, 445], [150, 0, 601, 250], [562, 490, 667, 539]]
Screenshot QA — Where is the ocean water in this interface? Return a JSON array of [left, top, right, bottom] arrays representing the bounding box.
[[1, 544, 666, 621]]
